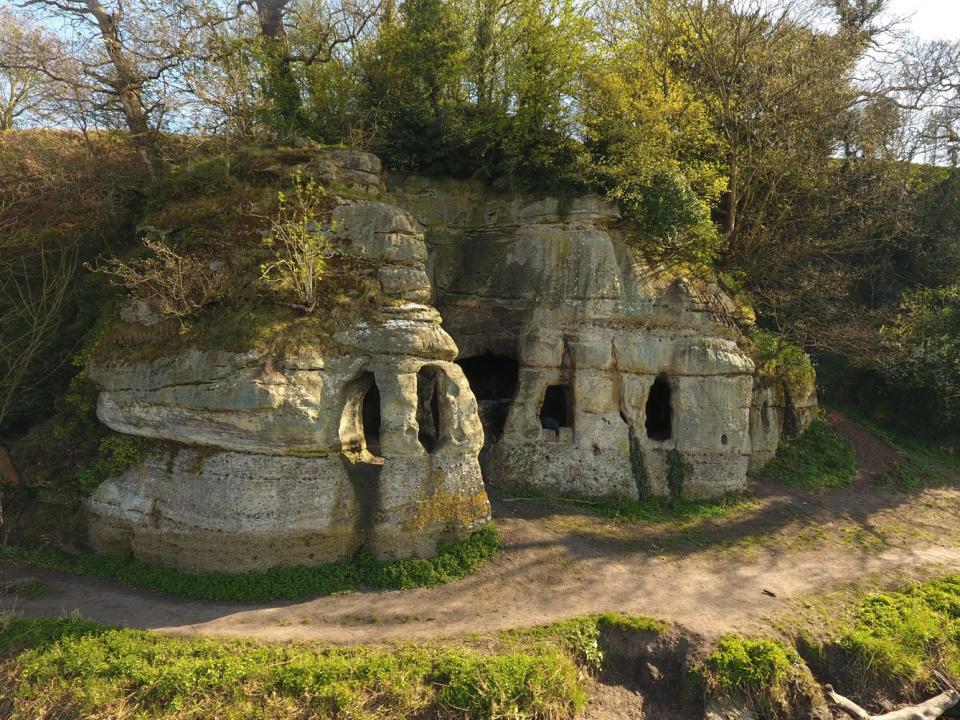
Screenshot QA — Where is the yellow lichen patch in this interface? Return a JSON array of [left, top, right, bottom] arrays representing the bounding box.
[[406, 488, 491, 531]]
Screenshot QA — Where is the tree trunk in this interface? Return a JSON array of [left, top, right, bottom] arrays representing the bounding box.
[[0, 447, 20, 489], [475, 0, 496, 108], [827, 684, 960, 720], [254, 0, 304, 135], [83, 0, 159, 180], [725, 143, 739, 244], [0, 103, 13, 131], [255, 0, 288, 38]]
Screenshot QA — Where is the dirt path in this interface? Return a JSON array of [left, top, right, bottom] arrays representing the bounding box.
[[4, 475, 960, 644], [825, 408, 903, 480]]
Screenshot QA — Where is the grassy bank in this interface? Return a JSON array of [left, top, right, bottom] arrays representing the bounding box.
[[4, 574, 959, 719], [754, 415, 857, 488], [0, 525, 500, 603], [701, 574, 960, 716], [0, 616, 583, 720], [0, 612, 665, 720]]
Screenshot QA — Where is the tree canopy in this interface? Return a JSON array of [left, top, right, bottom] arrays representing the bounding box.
[[3, 0, 960, 440]]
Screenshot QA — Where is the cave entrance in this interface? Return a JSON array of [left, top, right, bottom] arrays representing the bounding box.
[[645, 375, 672, 441], [417, 366, 442, 452], [539, 384, 573, 438], [339, 371, 383, 462], [362, 379, 382, 457], [456, 354, 519, 444]]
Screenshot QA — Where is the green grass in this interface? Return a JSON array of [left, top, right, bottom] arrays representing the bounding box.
[[0, 615, 585, 720], [702, 636, 811, 716], [706, 575, 960, 714], [835, 576, 960, 693], [0, 579, 48, 600], [497, 613, 667, 672], [507, 488, 758, 524], [0, 525, 500, 603], [755, 416, 857, 488]]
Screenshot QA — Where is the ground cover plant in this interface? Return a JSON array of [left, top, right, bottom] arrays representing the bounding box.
[[0, 612, 667, 720], [4, 574, 960, 719], [703, 574, 960, 715], [754, 416, 857, 488], [833, 576, 960, 696], [844, 409, 960, 490], [0, 525, 500, 603], [702, 635, 822, 718], [0, 615, 586, 720], [493, 613, 668, 673]]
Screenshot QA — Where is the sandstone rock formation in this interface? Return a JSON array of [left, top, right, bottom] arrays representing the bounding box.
[[391, 175, 815, 499], [86, 151, 490, 572], [84, 147, 814, 572]]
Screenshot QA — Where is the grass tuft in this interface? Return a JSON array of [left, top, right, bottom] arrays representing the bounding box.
[[835, 576, 960, 694], [0, 525, 500, 603], [509, 488, 758, 525], [497, 613, 667, 672], [701, 635, 818, 718], [0, 579, 48, 600]]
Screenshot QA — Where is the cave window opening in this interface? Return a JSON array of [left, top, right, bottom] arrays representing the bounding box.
[[362, 380, 382, 457], [456, 354, 519, 444], [539, 384, 573, 439], [645, 375, 672, 441], [417, 366, 442, 453]]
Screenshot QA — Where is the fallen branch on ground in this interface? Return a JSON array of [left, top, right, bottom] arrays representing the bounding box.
[[826, 675, 960, 720]]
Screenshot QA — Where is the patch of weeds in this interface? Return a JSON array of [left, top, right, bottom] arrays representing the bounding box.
[[497, 614, 666, 673], [834, 576, 960, 695], [0, 525, 501, 603], [589, 492, 752, 525], [147, 155, 237, 207], [0, 615, 585, 720], [432, 648, 585, 718], [749, 329, 816, 399], [12, 367, 151, 505], [701, 635, 818, 718], [72, 434, 147, 494], [873, 463, 922, 491], [835, 405, 958, 488], [597, 613, 668, 634], [0, 579, 48, 600], [755, 415, 857, 488]]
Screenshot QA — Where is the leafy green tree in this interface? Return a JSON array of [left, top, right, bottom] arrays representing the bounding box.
[[878, 286, 960, 437], [497, 0, 590, 177], [674, 0, 863, 253], [578, 0, 726, 261], [356, 0, 590, 179], [359, 0, 470, 172]]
